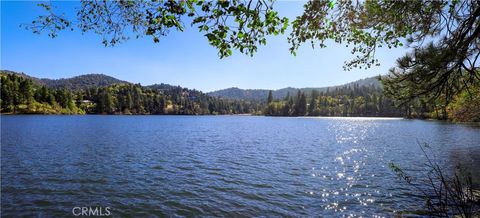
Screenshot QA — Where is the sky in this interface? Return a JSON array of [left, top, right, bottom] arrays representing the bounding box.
[[1, 1, 409, 92]]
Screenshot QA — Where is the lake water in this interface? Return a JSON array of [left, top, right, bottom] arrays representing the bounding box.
[[1, 115, 479, 217]]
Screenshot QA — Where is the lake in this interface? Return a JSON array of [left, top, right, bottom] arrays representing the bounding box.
[[1, 115, 479, 216]]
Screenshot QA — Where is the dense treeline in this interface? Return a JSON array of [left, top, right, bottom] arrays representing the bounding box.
[[382, 61, 480, 122], [263, 76, 480, 122], [79, 83, 262, 115], [264, 84, 403, 117], [1, 73, 82, 114], [3, 72, 478, 121], [0, 73, 262, 115], [382, 80, 480, 122], [445, 86, 480, 122], [208, 77, 381, 101], [42, 73, 128, 90]]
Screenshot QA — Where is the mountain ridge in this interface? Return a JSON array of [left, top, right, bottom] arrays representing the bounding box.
[[208, 76, 382, 101], [0, 70, 129, 90], [1, 70, 382, 101]]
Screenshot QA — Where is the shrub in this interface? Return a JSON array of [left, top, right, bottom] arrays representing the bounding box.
[[390, 142, 479, 217]]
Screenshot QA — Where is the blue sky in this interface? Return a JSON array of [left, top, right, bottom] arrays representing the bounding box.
[[1, 1, 409, 92]]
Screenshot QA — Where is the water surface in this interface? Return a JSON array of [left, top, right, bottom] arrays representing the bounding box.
[[2, 115, 479, 216]]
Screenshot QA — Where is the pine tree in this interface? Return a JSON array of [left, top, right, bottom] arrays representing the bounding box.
[[267, 90, 273, 104], [297, 92, 307, 116], [308, 90, 319, 115]]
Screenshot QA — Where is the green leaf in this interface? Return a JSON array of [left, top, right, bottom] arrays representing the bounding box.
[[328, 0, 335, 9], [205, 33, 215, 41]]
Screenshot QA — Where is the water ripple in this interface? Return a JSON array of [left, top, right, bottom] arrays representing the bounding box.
[[2, 115, 479, 217]]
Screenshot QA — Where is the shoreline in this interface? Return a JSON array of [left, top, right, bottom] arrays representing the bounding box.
[[0, 113, 406, 119]]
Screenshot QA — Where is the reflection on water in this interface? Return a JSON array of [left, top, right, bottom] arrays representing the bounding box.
[[1, 116, 479, 217]]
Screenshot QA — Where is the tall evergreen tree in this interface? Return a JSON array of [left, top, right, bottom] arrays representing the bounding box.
[[267, 90, 273, 104], [298, 93, 307, 116]]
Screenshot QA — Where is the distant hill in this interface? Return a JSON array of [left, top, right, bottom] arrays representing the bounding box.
[[146, 83, 180, 91], [0, 70, 128, 90], [337, 76, 382, 89], [0, 70, 45, 84], [1, 70, 261, 115], [208, 76, 382, 101], [206, 88, 272, 101], [42, 74, 129, 90], [1, 70, 217, 104], [1, 70, 382, 101], [0, 70, 211, 99]]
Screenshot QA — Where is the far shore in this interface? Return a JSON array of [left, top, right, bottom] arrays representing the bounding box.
[[0, 113, 406, 119]]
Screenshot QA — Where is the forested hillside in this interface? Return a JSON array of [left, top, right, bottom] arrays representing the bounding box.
[[264, 83, 403, 117], [3, 70, 477, 121], [40, 74, 128, 90], [1, 72, 83, 114], [263, 76, 480, 122], [0, 71, 261, 115], [1, 71, 393, 117], [1, 70, 129, 90], [208, 77, 381, 101], [208, 87, 271, 101]]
